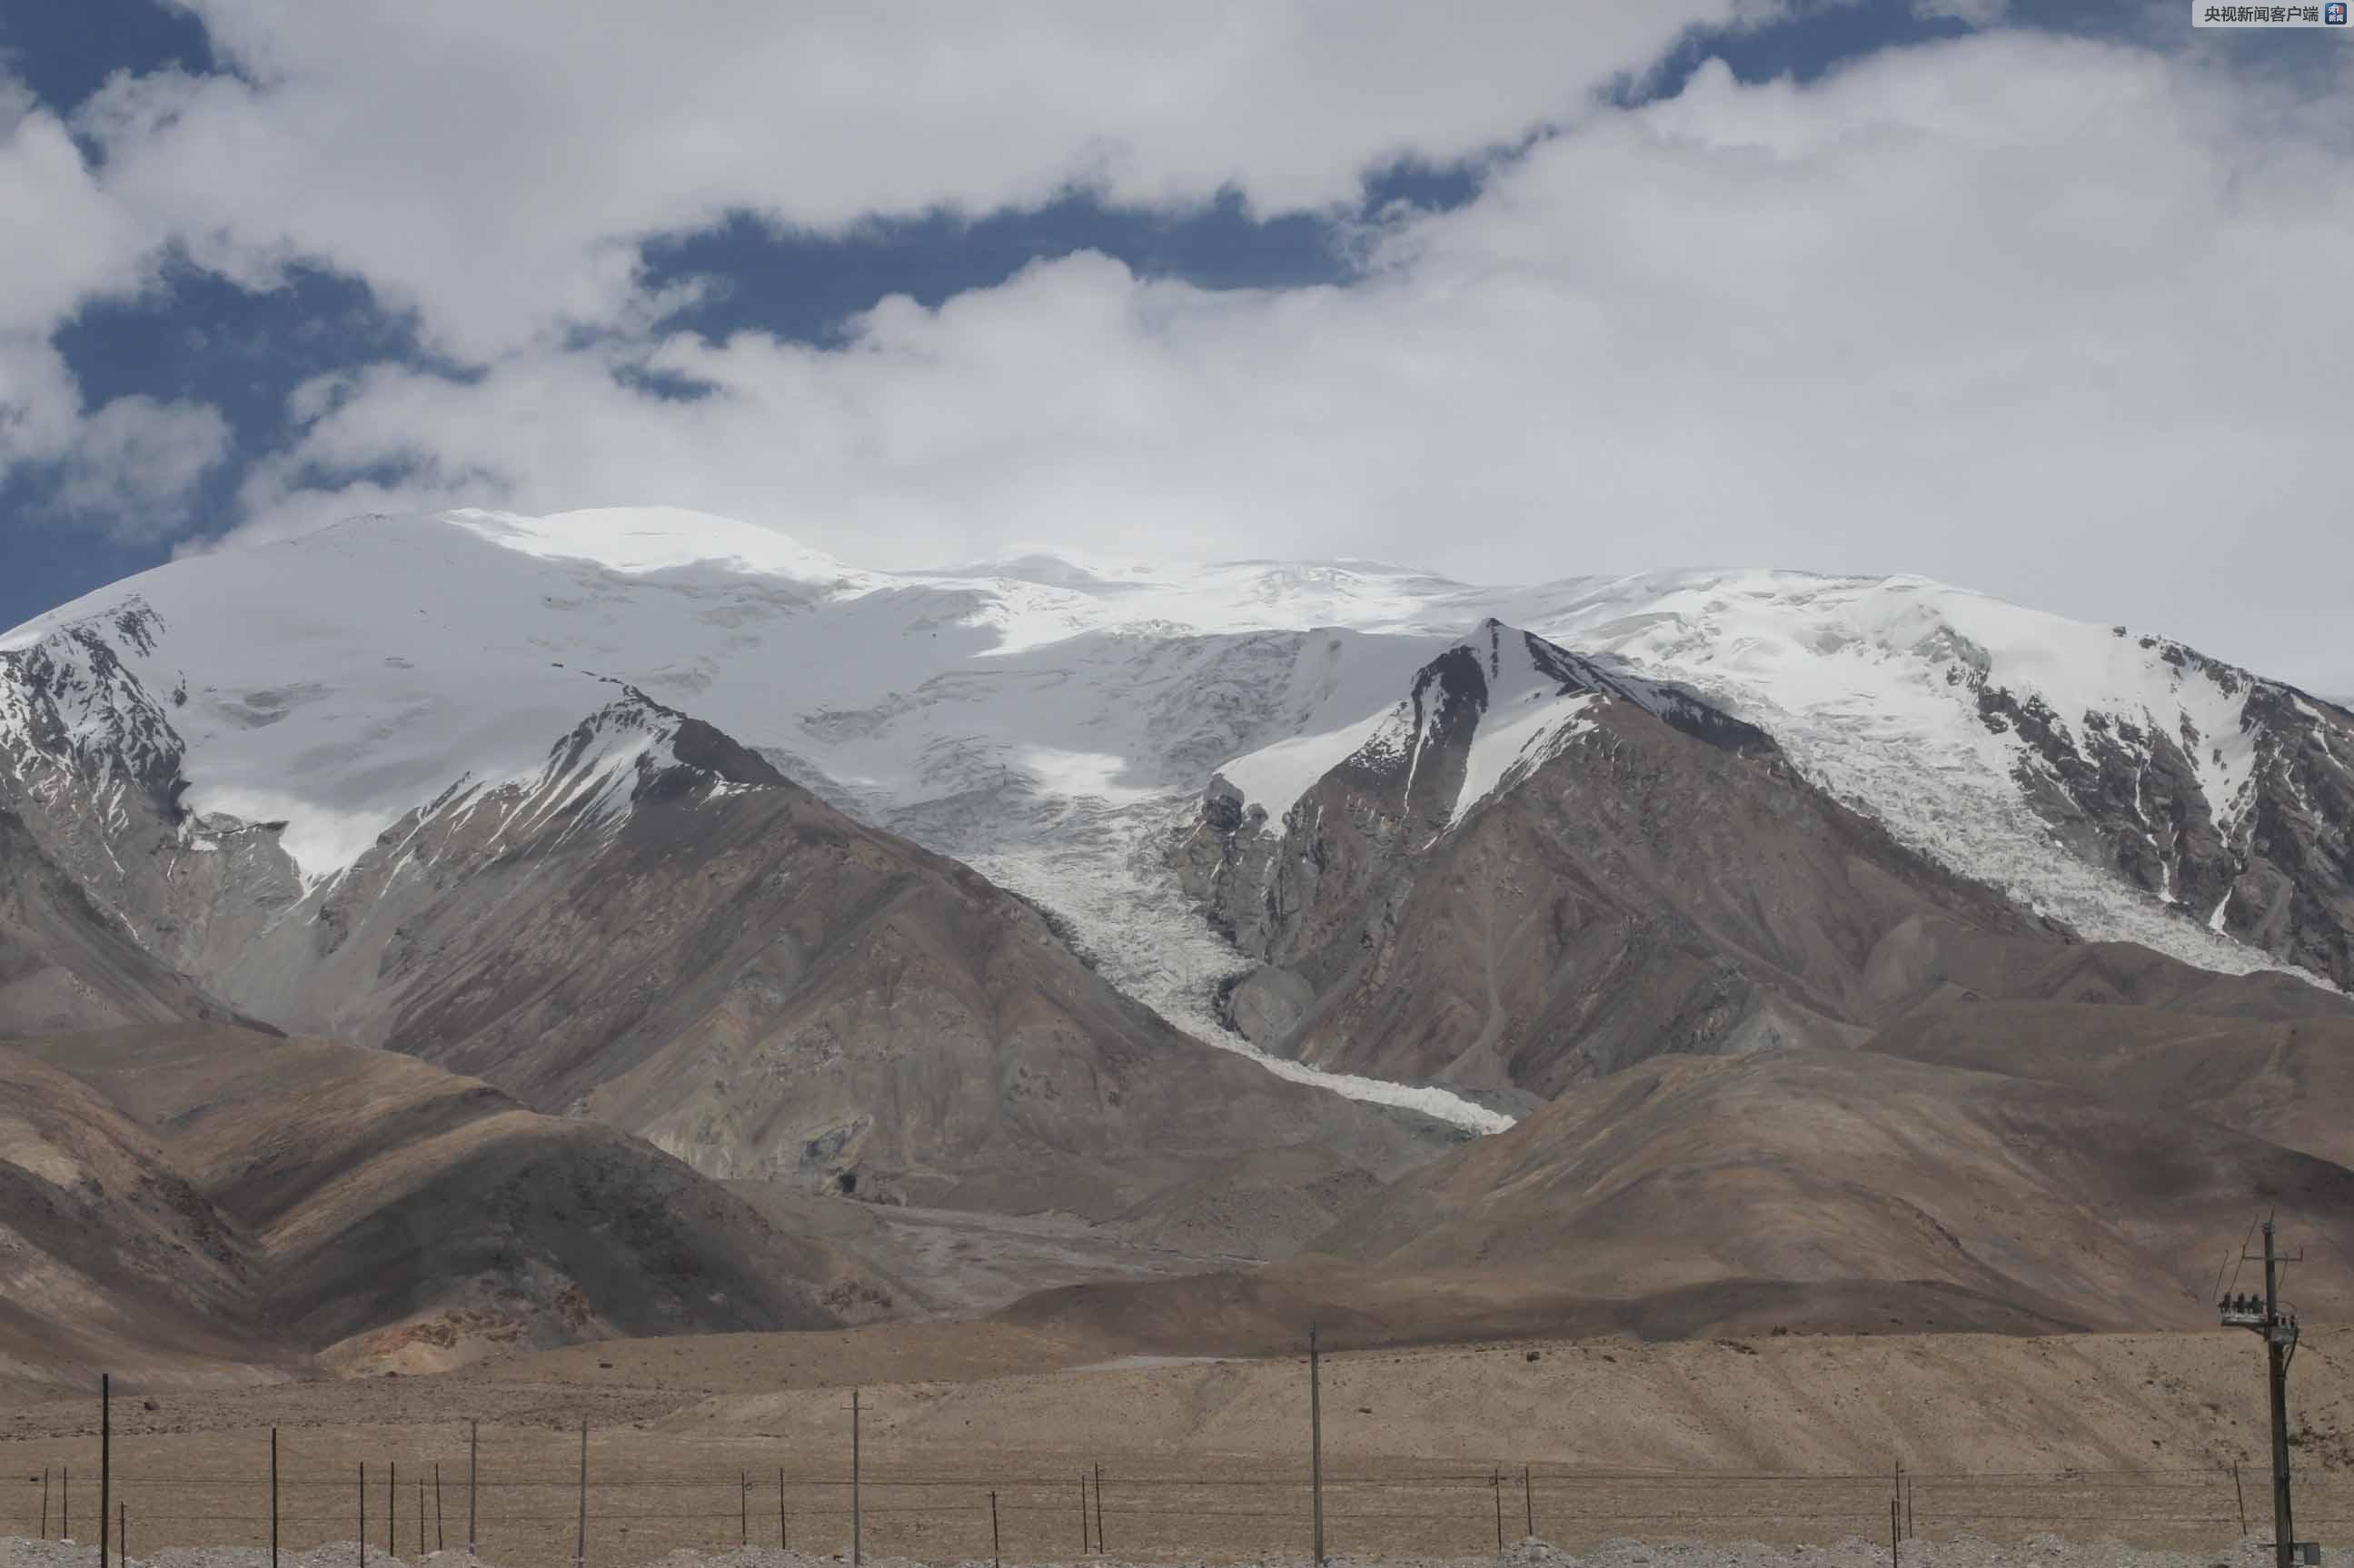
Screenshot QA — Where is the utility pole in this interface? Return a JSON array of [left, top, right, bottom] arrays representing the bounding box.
[[574, 1421, 588, 1568], [850, 1388, 862, 1568], [1308, 1326, 1326, 1565], [99, 1374, 110, 1568], [2220, 1217, 2304, 1568]]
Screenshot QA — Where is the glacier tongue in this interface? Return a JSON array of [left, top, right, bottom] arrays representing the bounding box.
[[956, 796, 1515, 1135]]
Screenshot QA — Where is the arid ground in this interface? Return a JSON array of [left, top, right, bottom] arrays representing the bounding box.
[[7, 1323, 2353, 1568]]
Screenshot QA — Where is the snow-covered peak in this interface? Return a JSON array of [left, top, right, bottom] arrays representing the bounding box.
[[445, 505, 879, 587], [1525, 569, 2269, 837], [1432, 621, 1606, 826], [0, 601, 184, 805], [5, 505, 2343, 1036], [1212, 618, 1761, 832]]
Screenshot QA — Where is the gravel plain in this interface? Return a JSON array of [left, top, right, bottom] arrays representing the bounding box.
[[4, 1535, 2347, 1568]]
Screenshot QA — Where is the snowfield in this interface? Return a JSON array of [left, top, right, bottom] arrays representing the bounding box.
[[2, 509, 2332, 1136]]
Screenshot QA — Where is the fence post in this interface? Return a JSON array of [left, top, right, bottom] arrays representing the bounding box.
[[574, 1420, 588, 1568], [99, 1374, 109, 1568], [1309, 1326, 1325, 1566]]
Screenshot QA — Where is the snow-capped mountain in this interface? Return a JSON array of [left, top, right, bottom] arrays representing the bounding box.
[[4, 507, 2348, 1126], [1173, 618, 2349, 1099], [1500, 571, 2352, 988], [0, 593, 1446, 1233]]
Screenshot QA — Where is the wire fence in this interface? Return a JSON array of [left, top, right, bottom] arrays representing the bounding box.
[[12, 1438, 2354, 1568]]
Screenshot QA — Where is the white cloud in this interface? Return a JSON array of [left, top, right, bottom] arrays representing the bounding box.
[[51, 395, 233, 540], [219, 32, 2354, 692], [0, 79, 172, 486], [79, 0, 1755, 358]]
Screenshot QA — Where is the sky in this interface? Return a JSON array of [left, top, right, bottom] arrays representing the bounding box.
[[2, 2, 2348, 691]]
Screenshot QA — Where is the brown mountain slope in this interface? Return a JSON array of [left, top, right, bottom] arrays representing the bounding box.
[[0, 809, 249, 1039], [1008, 1045, 2354, 1354], [0, 1045, 292, 1390], [1866, 1000, 2354, 1169], [1177, 621, 2346, 1101], [172, 692, 1450, 1236], [1, 651, 1448, 1247], [1315, 1047, 2354, 1330], [10, 1024, 858, 1381]]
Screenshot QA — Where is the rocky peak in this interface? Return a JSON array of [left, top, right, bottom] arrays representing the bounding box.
[[0, 603, 188, 817], [543, 683, 791, 812]]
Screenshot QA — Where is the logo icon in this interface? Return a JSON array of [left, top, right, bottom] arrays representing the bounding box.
[[2330, 3, 2349, 24]]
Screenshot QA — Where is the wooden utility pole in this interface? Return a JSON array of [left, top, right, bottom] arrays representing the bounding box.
[[1093, 1463, 1105, 1554], [360, 1463, 367, 1568], [574, 1421, 588, 1568], [850, 1390, 862, 1568], [100, 1374, 110, 1568], [468, 1422, 479, 1558], [1309, 1327, 1326, 1565], [2222, 1218, 2304, 1568], [990, 1490, 1001, 1568], [388, 1460, 396, 1560], [779, 1468, 788, 1550], [272, 1430, 280, 1568]]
